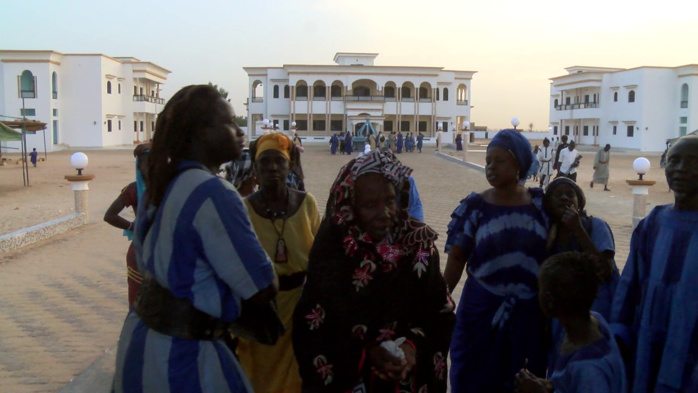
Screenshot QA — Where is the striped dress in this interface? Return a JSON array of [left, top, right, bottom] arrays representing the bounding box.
[[445, 189, 548, 393], [112, 161, 275, 393], [612, 205, 698, 393]]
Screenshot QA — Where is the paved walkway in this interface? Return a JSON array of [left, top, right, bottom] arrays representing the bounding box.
[[0, 144, 672, 392]]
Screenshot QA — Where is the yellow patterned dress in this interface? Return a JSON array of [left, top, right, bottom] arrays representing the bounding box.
[[238, 192, 321, 393]]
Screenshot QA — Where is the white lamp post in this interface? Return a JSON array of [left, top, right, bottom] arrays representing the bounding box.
[[511, 117, 520, 130], [626, 157, 656, 229], [65, 152, 95, 224]]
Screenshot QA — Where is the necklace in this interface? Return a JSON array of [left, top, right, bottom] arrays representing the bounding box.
[[261, 190, 289, 264]]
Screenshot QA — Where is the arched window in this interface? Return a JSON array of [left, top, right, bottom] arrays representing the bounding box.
[[554, 99, 558, 108], [354, 86, 370, 97], [443, 88, 449, 101], [628, 90, 635, 103], [284, 85, 290, 98], [296, 85, 308, 97], [273, 85, 279, 99], [681, 84, 689, 108], [107, 81, 112, 94], [436, 88, 440, 101], [384, 86, 395, 98], [52, 72, 58, 99], [20, 70, 36, 98], [613, 92, 618, 102], [331, 85, 342, 97], [314, 85, 326, 98], [419, 87, 428, 99], [401, 86, 411, 99]]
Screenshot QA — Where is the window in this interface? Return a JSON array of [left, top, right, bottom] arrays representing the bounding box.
[[584, 95, 589, 103], [331, 85, 342, 98], [384, 121, 393, 132], [419, 87, 428, 99], [140, 121, 144, 132], [107, 120, 112, 132], [354, 86, 370, 97], [443, 88, 449, 101], [418, 121, 427, 132], [118, 84, 121, 94], [140, 87, 144, 95], [107, 81, 112, 94], [52, 109, 58, 116], [565, 97, 571, 105], [565, 126, 570, 135], [19, 70, 36, 98], [134, 121, 138, 131], [401, 87, 411, 99], [52, 120, 59, 144], [151, 90, 155, 97], [680, 126, 688, 136], [314, 85, 326, 98], [400, 121, 410, 131], [628, 90, 635, 103], [273, 85, 279, 99], [296, 85, 308, 97], [681, 84, 689, 108], [118, 120, 122, 130], [20, 108, 36, 116], [442, 121, 448, 132], [680, 117, 688, 124], [613, 125, 617, 135], [627, 125, 634, 137], [331, 120, 343, 131], [553, 126, 558, 135], [52, 72, 58, 99], [313, 120, 326, 131], [583, 126, 589, 136], [284, 85, 290, 98], [134, 86, 138, 95], [554, 99, 558, 107], [436, 88, 440, 101], [384, 86, 395, 98], [613, 92, 618, 102], [295, 120, 307, 130], [152, 121, 155, 131], [283, 120, 289, 130]]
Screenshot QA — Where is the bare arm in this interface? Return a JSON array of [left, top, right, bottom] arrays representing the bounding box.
[[103, 194, 131, 230], [444, 245, 467, 294]]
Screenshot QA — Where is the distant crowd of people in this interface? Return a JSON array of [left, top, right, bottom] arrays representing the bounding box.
[[104, 84, 698, 393], [329, 130, 427, 156]]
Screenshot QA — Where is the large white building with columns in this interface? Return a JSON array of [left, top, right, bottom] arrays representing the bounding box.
[[0, 50, 170, 152], [549, 64, 698, 152], [244, 53, 476, 142]]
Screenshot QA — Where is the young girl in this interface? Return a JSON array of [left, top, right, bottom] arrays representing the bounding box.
[[514, 251, 626, 393]]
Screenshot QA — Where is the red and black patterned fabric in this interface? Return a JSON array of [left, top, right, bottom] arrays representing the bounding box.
[[292, 150, 455, 393]]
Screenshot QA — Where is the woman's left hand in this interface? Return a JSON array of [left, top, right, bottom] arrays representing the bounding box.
[[560, 205, 584, 235], [398, 341, 417, 380]]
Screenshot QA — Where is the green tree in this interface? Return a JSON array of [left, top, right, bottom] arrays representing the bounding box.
[[208, 82, 231, 103], [234, 116, 247, 127]]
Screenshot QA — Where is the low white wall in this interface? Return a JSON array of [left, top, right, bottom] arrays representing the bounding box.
[[0, 213, 86, 252]]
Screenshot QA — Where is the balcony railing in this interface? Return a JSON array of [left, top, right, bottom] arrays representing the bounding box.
[[313, 96, 326, 101], [295, 96, 308, 101], [133, 95, 165, 104], [681, 101, 688, 108], [555, 102, 599, 110], [250, 97, 263, 103], [345, 95, 386, 102], [331, 96, 343, 101], [457, 99, 469, 106], [419, 98, 432, 102]]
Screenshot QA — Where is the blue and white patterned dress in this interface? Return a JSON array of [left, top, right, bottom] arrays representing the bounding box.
[[112, 161, 275, 393], [612, 205, 698, 393], [445, 189, 548, 393]]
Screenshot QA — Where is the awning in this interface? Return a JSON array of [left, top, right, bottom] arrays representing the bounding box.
[[1, 119, 47, 132], [0, 122, 22, 141]]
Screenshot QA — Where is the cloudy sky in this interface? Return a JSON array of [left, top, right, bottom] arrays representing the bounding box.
[[3, 0, 696, 129]]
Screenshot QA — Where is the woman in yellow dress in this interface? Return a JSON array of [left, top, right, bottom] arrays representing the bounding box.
[[238, 132, 321, 393]]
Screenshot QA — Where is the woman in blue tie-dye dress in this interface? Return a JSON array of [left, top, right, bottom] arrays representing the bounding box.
[[444, 129, 549, 393]]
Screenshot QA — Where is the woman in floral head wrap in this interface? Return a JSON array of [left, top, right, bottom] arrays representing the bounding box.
[[292, 150, 455, 393]]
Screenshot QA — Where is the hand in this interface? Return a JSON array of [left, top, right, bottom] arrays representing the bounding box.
[[367, 345, 407, 382], [514, 368, 551, 393], [398, 341, 417, 380], [560, 205, 584, 235]]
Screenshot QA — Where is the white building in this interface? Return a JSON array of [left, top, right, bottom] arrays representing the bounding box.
[[549, 65, 698, 152], [243, 53, 476, 143], [0, 50, 170, 152]]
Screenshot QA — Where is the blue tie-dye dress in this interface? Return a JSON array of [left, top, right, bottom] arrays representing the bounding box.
[[446, 189, 548, 393]]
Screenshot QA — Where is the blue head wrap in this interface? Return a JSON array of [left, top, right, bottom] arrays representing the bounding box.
[[488, 129, 533, 179]]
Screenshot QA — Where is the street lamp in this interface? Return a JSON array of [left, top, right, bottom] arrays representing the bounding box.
[[626, 157, 656, 229], [633, 157, 651, 181], [261, 118, 278, 133], [511, 117, 520, 130], [70, 152, 89, 176]]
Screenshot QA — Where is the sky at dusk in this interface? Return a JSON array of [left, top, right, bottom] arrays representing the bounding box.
[[2, 0, 696, 130]]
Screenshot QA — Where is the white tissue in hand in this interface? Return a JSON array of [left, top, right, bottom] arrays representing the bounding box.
[[380, 337, 407, 360]]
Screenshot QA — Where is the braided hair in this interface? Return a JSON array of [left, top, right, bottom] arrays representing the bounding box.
[[147, 84, 225, 206]]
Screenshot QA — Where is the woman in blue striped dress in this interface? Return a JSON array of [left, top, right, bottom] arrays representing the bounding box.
[[112, 85, 278, 393], [444, 129, 549, 393]]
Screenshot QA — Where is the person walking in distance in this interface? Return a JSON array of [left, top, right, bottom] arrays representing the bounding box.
[[591, 144, 611, 191]]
